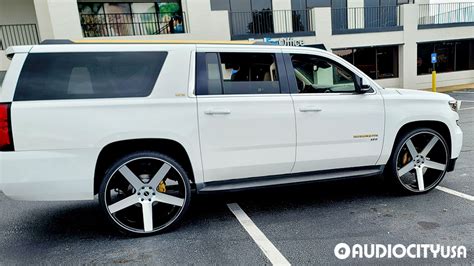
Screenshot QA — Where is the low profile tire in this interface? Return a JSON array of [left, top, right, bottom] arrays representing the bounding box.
[[99, 151, 191, 236], [386, 128, 450, 194]]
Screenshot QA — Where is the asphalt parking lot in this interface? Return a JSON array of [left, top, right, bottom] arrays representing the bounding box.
[[0, 91, 472, 264]]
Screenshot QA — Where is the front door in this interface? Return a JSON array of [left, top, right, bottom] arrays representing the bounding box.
[[195, 50, 296, 182], [284, 52, 385, 173]]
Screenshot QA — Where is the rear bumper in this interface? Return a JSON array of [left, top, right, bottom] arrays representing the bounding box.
[[0, 149, 97, 201], [446, 158, 457, 172]]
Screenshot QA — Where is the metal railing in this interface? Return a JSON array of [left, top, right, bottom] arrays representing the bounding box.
[[332, 5, 402, 34], [0, 24, 40, 50], [80, 12, 188, 37], [229, 9, 314, 39], [419, 2, 474, 26]]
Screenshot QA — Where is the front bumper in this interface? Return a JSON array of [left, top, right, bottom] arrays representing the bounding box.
[[451, 124, 463, 159], [446, 158, 457, 172]]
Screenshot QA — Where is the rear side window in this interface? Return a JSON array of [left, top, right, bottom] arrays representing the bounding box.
[[14, 52, 167, 101], [196, 52, 282, 95], [196, 53, 223, 95]]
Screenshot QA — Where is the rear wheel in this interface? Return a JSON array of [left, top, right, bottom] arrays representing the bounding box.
[[386, 128, 449, 194], [99, 151, 191, 236]]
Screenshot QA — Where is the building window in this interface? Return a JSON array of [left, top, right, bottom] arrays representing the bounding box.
[[333, 45, 399, 80], [417, 39, 474, 75], [228, 0, 274, 36], [78, 1, 185, 37]]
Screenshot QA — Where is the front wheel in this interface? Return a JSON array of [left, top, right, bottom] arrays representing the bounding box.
[[99, 151, 191, 236], [386, 128, 450, 194]]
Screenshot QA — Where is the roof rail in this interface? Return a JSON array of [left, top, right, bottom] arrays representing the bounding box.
[[37, 39, 283, 46], [40, 39, 74, 45], [73, 39, 258, 45]]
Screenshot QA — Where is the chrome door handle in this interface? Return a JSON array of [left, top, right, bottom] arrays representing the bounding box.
[[299, 106, 322, 112], [204, 108, 231, 115]]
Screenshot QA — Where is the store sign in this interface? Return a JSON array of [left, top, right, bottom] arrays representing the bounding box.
[[263, 37, 305, 47]]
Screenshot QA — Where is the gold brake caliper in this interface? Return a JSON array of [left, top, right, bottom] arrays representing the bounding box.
[[158, 180, 167, 193], [402, 151, 410, 166]]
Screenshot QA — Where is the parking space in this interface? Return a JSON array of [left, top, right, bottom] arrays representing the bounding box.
[[0, 197, 268, 264], [0, 90, 472, 264], [236, 177, 473, 264], [442, 91, 474, 196]]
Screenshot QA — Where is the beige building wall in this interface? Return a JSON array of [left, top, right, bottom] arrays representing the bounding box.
[[0, 0, 38, 71], [0, 0, 37, 25], [32, 0, 231, 41]]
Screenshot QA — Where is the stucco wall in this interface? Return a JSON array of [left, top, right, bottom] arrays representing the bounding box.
[[0, 0, 37, 25], [0, 51, 10, 72], [32, 0, 231, 41]]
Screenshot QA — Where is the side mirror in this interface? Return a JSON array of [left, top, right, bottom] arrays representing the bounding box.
[[355, 76, 372, 94]]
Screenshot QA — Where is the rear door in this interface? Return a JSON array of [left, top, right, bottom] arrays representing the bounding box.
[[195, 47, 296, 182]]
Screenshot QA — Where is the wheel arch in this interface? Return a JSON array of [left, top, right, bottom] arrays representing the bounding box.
[[392, 120, 452, 157], [94, 138, 195, 195]]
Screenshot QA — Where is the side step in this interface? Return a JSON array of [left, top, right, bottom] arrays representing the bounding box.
[[198, 166, 384, 193]]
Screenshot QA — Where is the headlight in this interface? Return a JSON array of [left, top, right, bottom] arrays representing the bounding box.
[[449, 100, 461, 112]]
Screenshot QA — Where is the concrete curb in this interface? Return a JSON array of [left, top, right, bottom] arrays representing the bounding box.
[[422, 83, 474, 93]]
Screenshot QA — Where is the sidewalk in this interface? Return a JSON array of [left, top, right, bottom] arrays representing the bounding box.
[[423, 83, 474, 93]]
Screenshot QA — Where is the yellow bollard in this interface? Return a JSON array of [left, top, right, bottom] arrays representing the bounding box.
[[432, 70, 437, 92]]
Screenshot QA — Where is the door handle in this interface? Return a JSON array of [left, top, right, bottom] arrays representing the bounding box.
[[299, 106, 322, 112], [204, 108, 231, 115]]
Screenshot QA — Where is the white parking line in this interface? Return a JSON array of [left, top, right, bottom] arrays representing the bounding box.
[[227, 203, 291, 265], [436, 186, 474, 201]]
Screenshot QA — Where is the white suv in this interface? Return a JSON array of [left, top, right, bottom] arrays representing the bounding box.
[[0, 40, 463, 235]]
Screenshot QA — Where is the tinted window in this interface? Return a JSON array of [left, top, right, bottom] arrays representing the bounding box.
[[15, 52, 167, 101], [196, 52, 281, 95], [220, 53, 280, 94], [196, 53, 223, 95], [291, 54, 356, 93]]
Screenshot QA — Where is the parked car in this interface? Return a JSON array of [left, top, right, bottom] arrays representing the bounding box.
[[0, 40, 462, 235]]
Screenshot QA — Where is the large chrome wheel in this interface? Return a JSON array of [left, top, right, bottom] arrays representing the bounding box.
[[99, 151, 191, 235], [389, 128, 449, 193]]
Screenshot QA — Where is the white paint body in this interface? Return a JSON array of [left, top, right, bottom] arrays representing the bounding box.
[[0, 44, 463, 201]]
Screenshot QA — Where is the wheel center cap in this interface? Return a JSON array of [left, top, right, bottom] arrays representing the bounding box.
[[414, 155, 425, 167], [138, 186, 154, 201]]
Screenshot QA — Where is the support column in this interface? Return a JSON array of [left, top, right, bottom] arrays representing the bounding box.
[[33, 0, 55, 40], [33, 0, 83, 41], [313, 7, 332, 47], [272, 0, 292, 34], [400, 3, 419, 89]]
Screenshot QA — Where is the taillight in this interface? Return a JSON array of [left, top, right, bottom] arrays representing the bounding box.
[[0, 103, 14, 151]]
